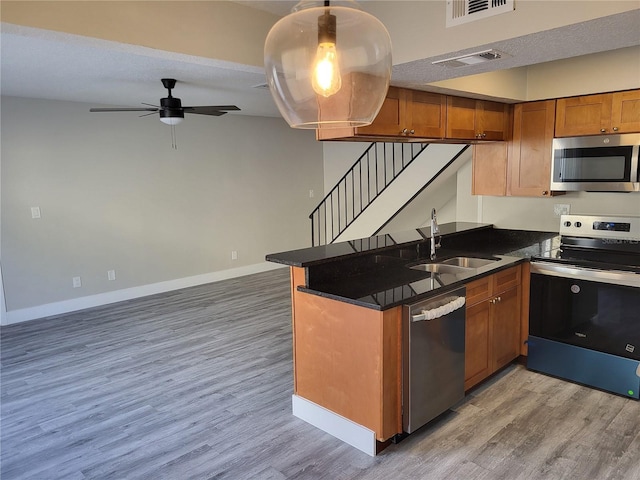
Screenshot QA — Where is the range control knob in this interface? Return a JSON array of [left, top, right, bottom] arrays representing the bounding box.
[[564, 221, 572, 227], [575, 221, 582, 228]]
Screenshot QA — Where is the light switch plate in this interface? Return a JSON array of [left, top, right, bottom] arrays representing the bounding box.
[[31, 207, 41, 219]]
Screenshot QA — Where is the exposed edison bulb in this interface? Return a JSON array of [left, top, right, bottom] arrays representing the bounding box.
[[312, 42, 342, 97]]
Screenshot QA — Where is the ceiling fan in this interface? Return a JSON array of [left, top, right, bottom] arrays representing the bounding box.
[[89, 78, 240, 125], [90, 79, 240, 148]]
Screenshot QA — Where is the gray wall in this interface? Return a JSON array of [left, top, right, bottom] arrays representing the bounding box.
[[1, 96, 324, 318]]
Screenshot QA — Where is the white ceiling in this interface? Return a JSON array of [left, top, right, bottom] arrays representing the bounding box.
[[1, 4, 639, 119]]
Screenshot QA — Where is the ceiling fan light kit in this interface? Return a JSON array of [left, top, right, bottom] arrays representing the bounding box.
[[264, 0, 392, 129]]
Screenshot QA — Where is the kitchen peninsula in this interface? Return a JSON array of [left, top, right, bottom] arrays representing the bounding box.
[[266, 224, 559, 455]]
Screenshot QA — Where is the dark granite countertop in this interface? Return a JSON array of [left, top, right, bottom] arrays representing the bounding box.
[[266, 222, 494, 267], [266, 224, 560, 311]]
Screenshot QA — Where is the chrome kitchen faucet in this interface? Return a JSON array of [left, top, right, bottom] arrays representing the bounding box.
[[430, 208, 441, 260]]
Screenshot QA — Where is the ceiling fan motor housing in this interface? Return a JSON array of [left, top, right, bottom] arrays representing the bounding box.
[[160, 96, 184, 121]]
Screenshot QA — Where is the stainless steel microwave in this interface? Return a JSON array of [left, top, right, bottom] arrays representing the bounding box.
[[550, 133, 640, 192]]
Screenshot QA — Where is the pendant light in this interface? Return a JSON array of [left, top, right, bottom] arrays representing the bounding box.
[[264, 0, 392, 129]]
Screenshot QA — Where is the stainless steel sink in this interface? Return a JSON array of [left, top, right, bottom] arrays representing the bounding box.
[[408, 263, 473, 274], [408, 256, 500, 274], [439, 256, 499, 268]]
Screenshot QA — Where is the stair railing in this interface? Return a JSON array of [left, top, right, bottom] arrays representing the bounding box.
[[310, 142, 430, 246]]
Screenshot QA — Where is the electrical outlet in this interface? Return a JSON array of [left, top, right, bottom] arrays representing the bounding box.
[[72, 276, 82, 288], [231, 251, 238, 260], [31, 206, 41, 219], [107, 270, 116, 281], [554, 204, 571, 216]]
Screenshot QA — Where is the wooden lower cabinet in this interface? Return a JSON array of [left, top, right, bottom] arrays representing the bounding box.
[[290, 267, 403, 442], [464, 266, 522, 390], [289, 263, 526, 439]]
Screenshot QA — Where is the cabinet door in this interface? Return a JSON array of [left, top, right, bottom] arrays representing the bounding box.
[[555, 93, 613, 137], [472, 142, 508, 196], [491, 286, 521, 371], [408, 90, 446, 138], [356, 86, 403, 136], [508, 100, 556, 197], [316, 87, 402, 140], [611, 90, 640, 133], [478, 101, 509, 141], [465, 300, 491, 390], [446, 96, 477, 139]]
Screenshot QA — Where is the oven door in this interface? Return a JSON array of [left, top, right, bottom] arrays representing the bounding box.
[[528, 261, 640, 398], [529, 262, 640, 361]]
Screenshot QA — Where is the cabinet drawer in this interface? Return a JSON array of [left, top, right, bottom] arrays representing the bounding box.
[[465, 265, 521, 306], [494, 266, 521, 294], [466, 276, 492, 306]]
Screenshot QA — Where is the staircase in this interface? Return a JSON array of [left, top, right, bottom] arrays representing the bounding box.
[[310, 142, 469, 246]]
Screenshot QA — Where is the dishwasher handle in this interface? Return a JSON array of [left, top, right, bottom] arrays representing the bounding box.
[[411, 296, 466, 322]]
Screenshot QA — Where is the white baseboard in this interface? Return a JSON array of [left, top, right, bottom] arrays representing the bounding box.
[[2, 262, 285, 326], [291, 394, 377, 456]]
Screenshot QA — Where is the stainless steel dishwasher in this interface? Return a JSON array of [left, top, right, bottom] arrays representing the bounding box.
[[403, 286, 466, 433]]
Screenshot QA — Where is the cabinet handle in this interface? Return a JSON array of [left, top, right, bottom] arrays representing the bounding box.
[[482, 133, 487, 138], [542, 190, 549, 196], [410, 129, 415, 135], [401, 128, 409, 134], [613, 127, 619, 132], [497, 296, 502, 302], [600, 128, 607, 133]]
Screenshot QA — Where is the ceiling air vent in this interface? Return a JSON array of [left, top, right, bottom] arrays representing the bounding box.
[[432, 49, 510, 68], [446, 0, 515, 27]]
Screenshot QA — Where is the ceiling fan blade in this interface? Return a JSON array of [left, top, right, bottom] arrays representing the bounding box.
[[90, 107, 159, 113], [183, 105, 241, 116]]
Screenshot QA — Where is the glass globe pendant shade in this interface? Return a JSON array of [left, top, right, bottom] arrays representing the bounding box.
[[264, 0, 392, 129]]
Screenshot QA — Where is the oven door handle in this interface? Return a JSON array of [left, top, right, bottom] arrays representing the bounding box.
[[531, 261, 640, 288]]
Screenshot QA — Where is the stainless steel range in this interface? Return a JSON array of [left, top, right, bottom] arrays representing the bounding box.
[[528, 214, 640, 399]]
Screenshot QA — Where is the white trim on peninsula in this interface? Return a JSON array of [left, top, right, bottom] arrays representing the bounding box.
[[292, 394, 377, 457]]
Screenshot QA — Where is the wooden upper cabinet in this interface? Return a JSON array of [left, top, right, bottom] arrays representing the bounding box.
[[611, 90, 640, 133], [472, 142, 508, 196], [354, 86, 403, 136], [404, 89, 448, 138], [508, 100, 556, 197], [446, 97, 510, 141], [317, 87, 446, 141], [555, 90, 640, 136]]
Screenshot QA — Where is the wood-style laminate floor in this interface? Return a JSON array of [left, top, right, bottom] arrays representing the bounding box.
[[2, 268, 639, 480]]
